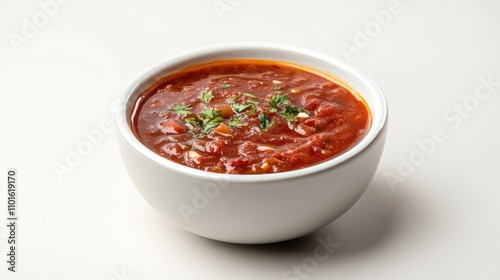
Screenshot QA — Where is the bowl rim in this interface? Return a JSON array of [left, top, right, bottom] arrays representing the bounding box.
[[114, 42, 388, 183]]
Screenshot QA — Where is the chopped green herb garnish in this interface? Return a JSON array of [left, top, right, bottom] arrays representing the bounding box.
[[228, 116, 244, 127], [201, 90, 214, 103], [259, 113, 273, 131], [275, 86, 283, 91], [243, 92, 256, 98], [269, 93, 289, 112], [200, 108, 223, 134], [187, 116, 203, 127], [281, 105, 309, 121], [248, 106, 257, 116], [171, 104, 193, 116], [201, 120, 221, 134], [222, 83, 231, 89], [201, 107, 221, 119], [186, 108, 223, 135], [232, 102, 254, 113], [231, 95, 259, 114], [230, 93, 260, 114]]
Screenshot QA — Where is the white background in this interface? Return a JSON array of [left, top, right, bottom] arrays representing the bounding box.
[[1, 0, 500, 279]]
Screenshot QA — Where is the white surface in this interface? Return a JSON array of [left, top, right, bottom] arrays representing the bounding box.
[[1, 0, 499, 279]]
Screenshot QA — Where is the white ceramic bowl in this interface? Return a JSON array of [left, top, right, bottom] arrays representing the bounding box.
[[115, 43, 388, 244]]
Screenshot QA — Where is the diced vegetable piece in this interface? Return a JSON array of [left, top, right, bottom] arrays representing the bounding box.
[[257, 145, 275, 152], [297, 112, 309, 118], [160, 119, 185, 134], [215, 123, 232, 134], [316, 103, 337, 117], [215, 104, 235, 118]]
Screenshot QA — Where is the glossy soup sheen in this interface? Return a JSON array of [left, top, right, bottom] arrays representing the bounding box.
[[131, 59, 371, 174]]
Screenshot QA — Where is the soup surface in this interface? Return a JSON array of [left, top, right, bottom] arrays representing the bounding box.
[[131, 59, 370, 174]]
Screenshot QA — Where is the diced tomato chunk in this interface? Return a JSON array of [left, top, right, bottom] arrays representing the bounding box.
[[215, 104, 234, 118], [160, 119, 185, 134], [315, 103, 337, 117], [205, 138, 226, 155], [215, 123, 232, 134]]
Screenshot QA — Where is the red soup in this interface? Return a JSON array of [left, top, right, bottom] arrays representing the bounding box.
[[131, 59, 371, 174]]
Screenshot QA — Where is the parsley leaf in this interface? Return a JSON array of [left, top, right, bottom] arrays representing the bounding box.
[[200, 108, 223, 134], [201, 120, 220, 134], [259, 113, 273, 131], [187, 116, 202, 127], [281, 105, 309, 121], [230, 95, 259, 114], [171, 104, 193, 116], [201, 107, 221, 119], [243, 92, 256, 98], [228, 116, 244, 127], [201, 90, 214, 103], [232, 102, 254, 113], [186, 108, 223, 135], [248, 106, 257, 116], [222, 83, 231, 89], [269, 93, 289, 112]]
